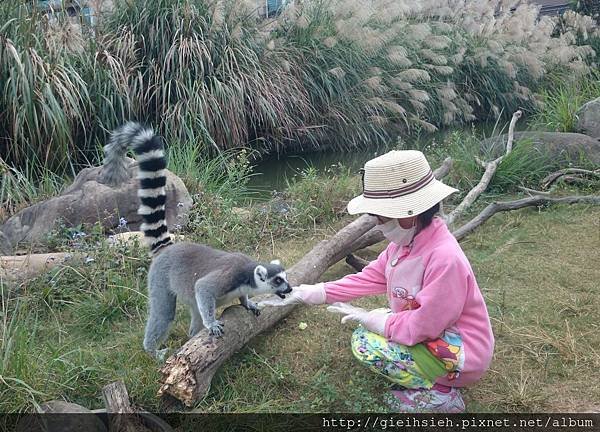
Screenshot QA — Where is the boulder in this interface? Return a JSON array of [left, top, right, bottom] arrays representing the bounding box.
[[480, 131, 600, 165], [0, 158, 191, 254], [577, 97, 600, 140]]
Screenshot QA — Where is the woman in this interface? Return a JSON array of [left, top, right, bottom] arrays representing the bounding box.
[[260, 150, 494, 413]]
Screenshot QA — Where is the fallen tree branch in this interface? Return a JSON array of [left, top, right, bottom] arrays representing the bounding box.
[[542, 168, 600, 190], [102, 381, 150, 432], [0, 252, 84, 280], [446, 110, 522, 227], [345, 254, 370, 272], [433, 157, 453, 180], [452, 195, 600, 241], [0, 232, 185, 281], [518, 186, 552, 196], [157, 214, 378, 406]]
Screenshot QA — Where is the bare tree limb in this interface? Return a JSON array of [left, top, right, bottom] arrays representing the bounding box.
[[432, 157, 453, 180], [542, 168, 600, 190], [505, 110, 522, 154], [518, 186, 552, 196], [102, 381, 149, 432], [345, 254, 370, 271], [452, 195, 600, 241], [446, 110, 522, 227]]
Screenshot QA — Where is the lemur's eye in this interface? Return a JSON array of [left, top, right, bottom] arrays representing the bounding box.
[[274, 277, 282, 285]]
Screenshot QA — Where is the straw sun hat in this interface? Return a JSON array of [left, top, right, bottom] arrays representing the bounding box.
[[347, 150, 458, 219]]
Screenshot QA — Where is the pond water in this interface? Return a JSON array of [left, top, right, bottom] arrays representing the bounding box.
[[246, 121, 516, 199]]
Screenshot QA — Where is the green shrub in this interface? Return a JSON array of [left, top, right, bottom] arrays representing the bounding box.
[[532, 70, 600, 132]]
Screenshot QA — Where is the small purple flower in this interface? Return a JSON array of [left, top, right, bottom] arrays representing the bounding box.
[[118, 217, 128, 228], [72, 231, 87, 240]]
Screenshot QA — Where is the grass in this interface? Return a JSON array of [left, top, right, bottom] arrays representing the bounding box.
[[531, 70, 600, 133], [1, 156, 599, 413], [0, 157, 68, 222], [2, 0, 598, 175]]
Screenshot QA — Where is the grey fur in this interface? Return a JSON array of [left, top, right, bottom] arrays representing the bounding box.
[[102, 122, 292, 358], [142, 242, 291, 357], [98, 122, 145, 186]]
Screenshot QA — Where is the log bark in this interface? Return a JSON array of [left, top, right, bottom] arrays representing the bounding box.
[[0, 232, 186, 280], [345, 254, 370, 272], [0, 252, 84, 280], [102, 381, 150, 432], [157, 214, 378, 406]]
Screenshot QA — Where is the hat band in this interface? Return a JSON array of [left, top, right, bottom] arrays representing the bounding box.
[[363, 170, 434, 199]]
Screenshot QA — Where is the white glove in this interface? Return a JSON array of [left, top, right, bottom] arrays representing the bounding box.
[[257, 283, 327, 307], [326, 302, 391, 335]]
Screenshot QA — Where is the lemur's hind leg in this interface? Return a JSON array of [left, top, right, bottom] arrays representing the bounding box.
[[194, 276, 224, 337], [143, 273, 176, 359], [188, 305, 204, 337], [240, 295, 260, 317]]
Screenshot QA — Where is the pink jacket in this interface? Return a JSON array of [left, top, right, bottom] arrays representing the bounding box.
[[324, 217, 494, 387]]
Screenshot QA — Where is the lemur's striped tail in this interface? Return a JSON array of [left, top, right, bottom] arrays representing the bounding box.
[[106, 122, 173, 254]]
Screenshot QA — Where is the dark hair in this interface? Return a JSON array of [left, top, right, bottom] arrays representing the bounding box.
[[417, 202, 440, 230]]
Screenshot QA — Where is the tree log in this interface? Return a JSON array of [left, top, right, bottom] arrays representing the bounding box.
[[345, 254, 370, 271], [157, 214, 378, 406], [0, 252, 84, 280], [102, 381, 150, 432]]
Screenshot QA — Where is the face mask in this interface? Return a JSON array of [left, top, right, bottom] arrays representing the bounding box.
[[377, 219, 416, 246]]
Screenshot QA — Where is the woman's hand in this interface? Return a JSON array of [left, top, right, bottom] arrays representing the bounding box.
[[257, 283, 327, 307], [327, 302, 391, 335]]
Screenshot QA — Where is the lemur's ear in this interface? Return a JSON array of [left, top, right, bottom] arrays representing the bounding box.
[[255, 265, 268, 282], [270, 259, 281, 265]]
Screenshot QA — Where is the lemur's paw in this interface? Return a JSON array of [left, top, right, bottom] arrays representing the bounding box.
[[246, 301, 261, 317], [208, 321, 224, 337]]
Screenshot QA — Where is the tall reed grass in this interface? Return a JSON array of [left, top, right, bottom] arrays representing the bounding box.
[[0, 0, 597, 174]]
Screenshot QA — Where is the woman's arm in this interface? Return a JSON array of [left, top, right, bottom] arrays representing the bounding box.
[[324, 245, 391, 303]]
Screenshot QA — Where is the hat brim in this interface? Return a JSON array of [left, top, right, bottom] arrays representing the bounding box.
[[347, 179, 458, 218]]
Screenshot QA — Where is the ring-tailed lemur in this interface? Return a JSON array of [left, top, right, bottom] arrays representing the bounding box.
[[101, 122, 292, 359]]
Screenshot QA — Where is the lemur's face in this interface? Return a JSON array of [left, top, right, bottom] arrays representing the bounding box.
[[269, 272, 292, 298], [253, 261, 292, 298]]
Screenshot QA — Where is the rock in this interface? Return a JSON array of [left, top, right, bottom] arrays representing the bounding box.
[[577, 97, 600, 140], [0, 158, 192, 254], [480, 131, 600, 165], [15, 400, 107, 432], [40, 400, 97, 414]]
